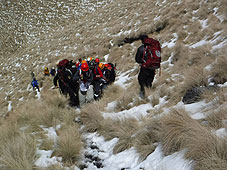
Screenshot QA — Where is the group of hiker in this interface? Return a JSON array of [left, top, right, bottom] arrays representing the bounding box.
[[53, 57, 116, 107], [30, 34, 161, 106], [44, 67, 56, 76]]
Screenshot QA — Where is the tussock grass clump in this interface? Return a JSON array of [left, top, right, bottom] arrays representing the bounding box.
[[0, 133, 37, 170], [150, 95, 160, 107], [111, 118, 139, 154], [209, 87, 227, 108], [185, 132, 227, 170], [15, 91, 73, 130], [98, 117, 139, 154], [80, 103, 104, 133], [39, 138, 55, 151], [134, 118, 161, 161], [210, 56, 227, 84], [205, 107, 227, 129], [114, 90, 137, 112], [171, 42, 190, 64], [159, 108, 202, 156], [180, 66, 208, 95], [97, 84, 124, 111], [43, 164, 66, 170], [187, 45, 213, 66], [158, 108, 227, 169], [0, 123, 20, 145], [54, 125, 82, 165], [113, 136, 134, 154]]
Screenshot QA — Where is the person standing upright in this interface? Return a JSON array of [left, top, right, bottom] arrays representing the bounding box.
[[135, 35, 161, 98]]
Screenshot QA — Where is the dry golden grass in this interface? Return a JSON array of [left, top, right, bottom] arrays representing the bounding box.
[[111, 118, 139, 154], [211, 87, 227, 107], [96, 84, 124, 111], [54, 125, 82, 165], [159, 108, 201, 156], [179, 66, 209, 96], [185, 132, 227, 170], [207, 14, 222, 33], [113, 136, 134, 154], [39, 138, 55, 151], [14, 90, 73, 130], [0, 132, 37, 170], [150, 95, 160, 107], [80, 103, 104, 133], [114, 90, 137, 112], [157, 107, 227, 169], [43, 164, 66, 170], [171, 42, 190, 65], [0, 123, 20, 145], [205, 107, 227, 130], [134, 118, 161, 161], [210, 56, 227, 84], [187, 45, 214, 66]]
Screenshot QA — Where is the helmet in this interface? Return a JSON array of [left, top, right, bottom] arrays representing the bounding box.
[[82, 60, 87, 64], [99, 63, 104, 70], [81, 63, 89, 71], [87, 57, 93, 61], [95, 58, 100, 63]]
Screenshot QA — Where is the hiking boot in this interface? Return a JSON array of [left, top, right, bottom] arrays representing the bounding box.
[[139, 90, 145, 99]]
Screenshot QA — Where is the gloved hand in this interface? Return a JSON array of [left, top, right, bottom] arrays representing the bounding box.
[[142, 63, 147, 68]]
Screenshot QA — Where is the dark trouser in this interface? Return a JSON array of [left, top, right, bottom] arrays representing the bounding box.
[[67, 86, 79, 107], [33, 85, 40, 92], [138, 68, 155, 93], [93, 79, 102, 100]]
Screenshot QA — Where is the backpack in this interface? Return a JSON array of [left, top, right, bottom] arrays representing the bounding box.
[[56, 59, 70, 86], [58, 59, 69, 69], [107, 63, 116, 83], [142, 38, 161, 69]]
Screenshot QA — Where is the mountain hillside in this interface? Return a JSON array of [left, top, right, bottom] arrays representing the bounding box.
[[0, 0, 227, 169]]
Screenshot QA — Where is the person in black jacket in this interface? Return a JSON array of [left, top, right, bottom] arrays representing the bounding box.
[[135, 35, 156, 98], [53, 64, 79, 107]]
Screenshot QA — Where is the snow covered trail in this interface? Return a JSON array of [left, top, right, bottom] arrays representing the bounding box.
[[79, 132, 193, 170]]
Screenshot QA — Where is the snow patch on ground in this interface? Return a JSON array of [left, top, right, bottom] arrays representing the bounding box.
[[82, 133, 193, 170], [103, 103, 152, 121]]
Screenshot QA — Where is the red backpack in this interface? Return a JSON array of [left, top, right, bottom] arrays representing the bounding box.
[[58, 59, 69, 69], [142, 38, 161, 69]]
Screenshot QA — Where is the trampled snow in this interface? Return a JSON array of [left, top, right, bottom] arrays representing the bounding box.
[[82, 133, 193, 170], [103, 103, 153, 120]]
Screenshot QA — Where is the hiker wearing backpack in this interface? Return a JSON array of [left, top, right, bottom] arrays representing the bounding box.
[[73, 63, 94, 106], [92, 60, 105, 100], [105, 63, 116, 84], [135, 35, 161, 98], [44, 67, 50, 76], [53, 59, 79, 107], [50, 67, 56, 76], [31, 78, 40, 92]]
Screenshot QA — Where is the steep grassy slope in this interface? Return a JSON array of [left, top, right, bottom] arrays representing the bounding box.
[[0, 0, 227, 169]]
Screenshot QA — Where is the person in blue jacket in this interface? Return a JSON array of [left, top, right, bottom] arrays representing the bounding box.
[[31, 78, 40, 92]]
